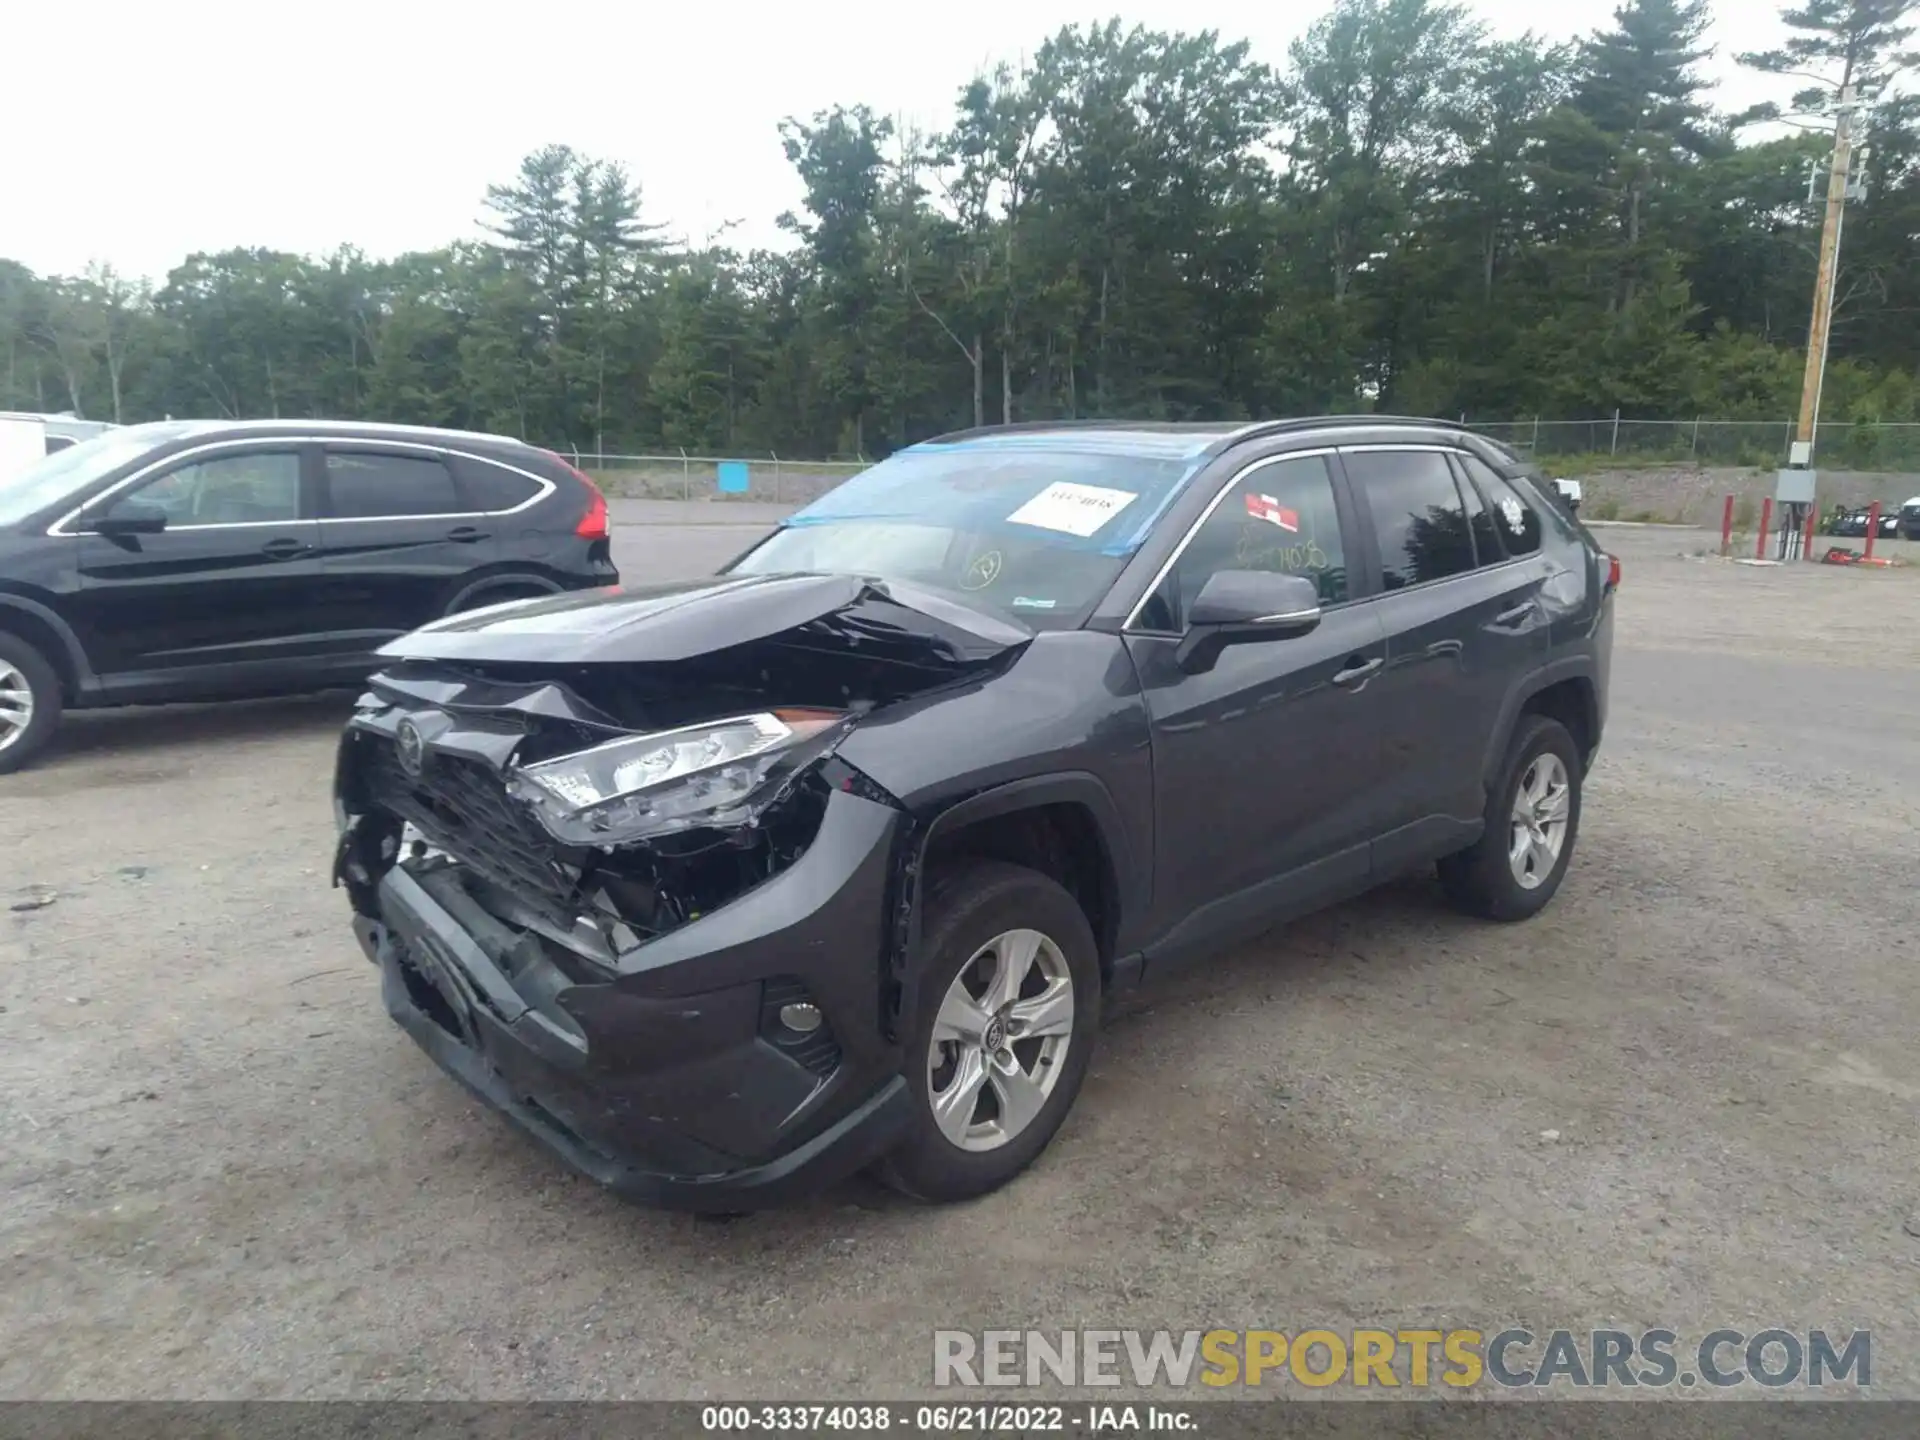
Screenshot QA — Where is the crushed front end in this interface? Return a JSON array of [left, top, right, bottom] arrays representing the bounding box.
[[332, 663, 919, 1210]]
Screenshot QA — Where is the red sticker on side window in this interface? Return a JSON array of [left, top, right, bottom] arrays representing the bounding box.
[[1245, 493, 1300, 531]]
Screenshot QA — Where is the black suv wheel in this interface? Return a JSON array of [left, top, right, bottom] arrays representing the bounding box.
[[0, 632, 63, 776], [1438, 714, 1583, 921], [876, 860, 1101, 1203]]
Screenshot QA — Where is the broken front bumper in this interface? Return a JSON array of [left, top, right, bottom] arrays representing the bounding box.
[[341, 780, 916, 1211]]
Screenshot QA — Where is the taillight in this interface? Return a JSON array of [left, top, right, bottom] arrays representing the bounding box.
[[544, 451, 610, 541], [576, 488, 610, 541], [1606, 554, 1621, 591]]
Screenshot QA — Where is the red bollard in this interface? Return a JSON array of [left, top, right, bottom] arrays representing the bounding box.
[[1802, 505, 1817, 561], [1757, 497, 1773, 559], [1864, 501, 1881, 561], [1721, 494, 1735, 556]]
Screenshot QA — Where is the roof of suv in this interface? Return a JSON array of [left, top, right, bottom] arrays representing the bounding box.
[[917, 415, 1522, 465], [114, 418, 534, 449]]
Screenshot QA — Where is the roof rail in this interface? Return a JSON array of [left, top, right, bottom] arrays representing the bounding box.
[[1230, 414, 1482, 439], [919, 419, 1254, 445], [920, 413, 1495, 446]]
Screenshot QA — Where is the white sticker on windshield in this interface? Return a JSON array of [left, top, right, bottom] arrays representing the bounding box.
[[1006, 482, 1137, 538]]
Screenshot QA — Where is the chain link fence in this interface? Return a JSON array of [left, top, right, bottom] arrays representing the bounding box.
[[570, 420, 1920, 512], [565, 450, 870, 505], [1469, 417, 1920, 471]]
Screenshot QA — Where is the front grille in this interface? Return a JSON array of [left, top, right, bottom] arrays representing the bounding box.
[[360, 735, 582, 933]]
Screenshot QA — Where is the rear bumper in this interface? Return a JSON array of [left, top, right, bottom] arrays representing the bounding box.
[[342, 777, 916, 1211]]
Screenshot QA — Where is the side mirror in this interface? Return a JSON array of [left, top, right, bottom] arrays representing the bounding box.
[[1175, 570, 1323, 675], [80, 498, 169, 537]]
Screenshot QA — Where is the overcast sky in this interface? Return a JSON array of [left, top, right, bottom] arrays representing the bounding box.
[[7, 0, 1793, 283]]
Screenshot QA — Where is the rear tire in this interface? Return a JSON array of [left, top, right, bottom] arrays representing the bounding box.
[[446, 583, 553, 617], [875, 860, 1100, 1204], [0, 633, 64, 776], [1438, 714, 1582, 922]]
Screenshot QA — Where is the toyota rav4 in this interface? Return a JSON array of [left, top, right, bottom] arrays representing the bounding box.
[[332, 417, 1616, 1210]]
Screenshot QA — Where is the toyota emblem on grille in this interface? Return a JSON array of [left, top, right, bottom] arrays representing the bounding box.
[[395, 719, 428, 776]]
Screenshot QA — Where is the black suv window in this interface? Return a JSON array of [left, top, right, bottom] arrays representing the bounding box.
[[1451, 456, 1506, 565], [133, 450, 304, 525], [1458, 455, 1543, 557], [1139, 454, 1348, 629], [1347, 449, 1476, 590], [324, 451, 463, 519], [456, 458, 543, 512]]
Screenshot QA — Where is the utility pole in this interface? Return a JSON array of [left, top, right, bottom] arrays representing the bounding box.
[[1776, 82, 1859, 561], [1792, 82, 1857, 467]]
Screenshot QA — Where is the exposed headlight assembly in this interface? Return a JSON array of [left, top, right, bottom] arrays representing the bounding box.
[[507, 709, 850, 845]]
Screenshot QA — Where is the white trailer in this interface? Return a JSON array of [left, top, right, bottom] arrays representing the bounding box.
[[0, 411, 118, 482]]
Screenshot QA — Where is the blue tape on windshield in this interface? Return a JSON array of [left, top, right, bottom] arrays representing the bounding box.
[[1098, 458, 1210, 554]]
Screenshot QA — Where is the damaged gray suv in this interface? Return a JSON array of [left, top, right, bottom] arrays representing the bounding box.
[[333, 417, 1617, 1209]]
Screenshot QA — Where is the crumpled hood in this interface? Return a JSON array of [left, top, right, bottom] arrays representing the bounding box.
[[380, 572, 1033, 667]]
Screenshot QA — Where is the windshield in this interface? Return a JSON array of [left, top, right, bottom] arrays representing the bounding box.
[[727, 442, 1206, 627], [0, 425, 192, 526]]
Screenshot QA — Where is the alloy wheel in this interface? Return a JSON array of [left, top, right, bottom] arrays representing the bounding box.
[[926, 928, 1075, 1153], [0, 662, 35, 756], [1508, 752, 1571, 890]]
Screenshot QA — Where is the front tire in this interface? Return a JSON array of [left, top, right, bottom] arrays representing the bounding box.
[[0, 633, 63, 776], [876, 860, 1100, 1204], [1438, 714, 1582, 921]]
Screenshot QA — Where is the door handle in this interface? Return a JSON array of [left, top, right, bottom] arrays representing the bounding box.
[[446, 526, 490, 543], [260, 537, 309, 560], [1495, 599, 1538, 625], [1331, 656, 1384, 689]]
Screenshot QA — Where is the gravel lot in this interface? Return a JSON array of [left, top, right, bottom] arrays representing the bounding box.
[[3, 515, 1918, 1401]]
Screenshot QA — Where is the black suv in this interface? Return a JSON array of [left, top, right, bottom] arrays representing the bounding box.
[[0, 420, 618, 772], [333, 417, 1616, 1210]]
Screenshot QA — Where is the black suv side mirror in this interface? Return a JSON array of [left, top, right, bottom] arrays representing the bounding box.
[[1175, 570, 1323, 674], [80, 498, 170, 537]]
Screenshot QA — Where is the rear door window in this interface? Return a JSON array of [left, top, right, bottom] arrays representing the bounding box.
[[323, 451, 462, 519], [1451, 455, 1506, 565], [1345, 449, 1476, 590]]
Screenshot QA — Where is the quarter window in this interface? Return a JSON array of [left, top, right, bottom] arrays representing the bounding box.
[[1459, 455, 1542, 556], [324, 452, 461, 519], [455, 459, 542, 512], [1347, 450, 1476, 590], [133, 451, 303, 525], [1137, 454, 1348, 630]]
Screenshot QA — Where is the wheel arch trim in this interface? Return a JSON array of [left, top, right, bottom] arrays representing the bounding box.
[[905, 771, 1143, 989], [0, 594, 97, 695], [1483, 658, 1599, 787], [443, 571, 566, 615]]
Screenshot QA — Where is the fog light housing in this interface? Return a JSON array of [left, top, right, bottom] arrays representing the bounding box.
[[760, 978, 841, 1077], [778, 1002, 823, 1034]]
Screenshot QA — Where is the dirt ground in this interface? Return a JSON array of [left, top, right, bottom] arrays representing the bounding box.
[[3, 519, 1919, 1401]]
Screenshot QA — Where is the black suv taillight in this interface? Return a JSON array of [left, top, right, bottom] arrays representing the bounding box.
[[543, 451, 611, 540]]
